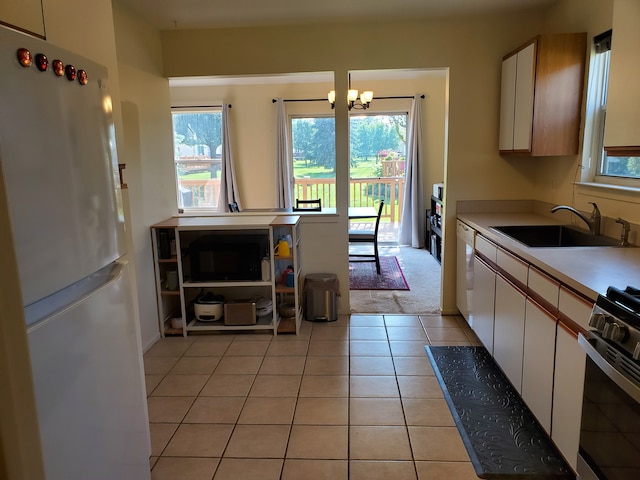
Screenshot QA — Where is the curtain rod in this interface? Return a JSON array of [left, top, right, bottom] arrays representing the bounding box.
[[272, 95, 424, 103], [272, 98, 326, 103], [171, 104, 232, 109]]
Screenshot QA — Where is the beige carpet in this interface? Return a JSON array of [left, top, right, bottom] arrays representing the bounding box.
[[349, 245, 441, 314]]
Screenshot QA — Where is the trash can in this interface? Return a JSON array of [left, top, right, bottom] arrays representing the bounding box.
[[304, 273, 339, 322]]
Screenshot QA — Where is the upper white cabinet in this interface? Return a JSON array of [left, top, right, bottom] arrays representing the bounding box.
[[0, 0, 45, 38], [604, 0, 640, 151], [499, 43, 535, 152], [499, 33, 587, 156]]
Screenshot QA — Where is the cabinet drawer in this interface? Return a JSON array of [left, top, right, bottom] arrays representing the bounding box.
[[558, 286, 593, 331], [528, 267, 560, 308], [475, 235, 497, 263], [496, 247, 528, 286], [456, 220, 475, 246]]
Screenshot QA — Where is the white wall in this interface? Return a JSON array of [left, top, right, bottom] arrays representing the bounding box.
[[529, 1, 640, 237], [161, 1, 640, 311], [112, 1, 177, 350], [162, 13, 546, 312], [169, 72, 447, 308], [169, 72, 447, 208]]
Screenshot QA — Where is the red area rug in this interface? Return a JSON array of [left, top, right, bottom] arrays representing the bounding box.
[[349, 256, 410, 290]]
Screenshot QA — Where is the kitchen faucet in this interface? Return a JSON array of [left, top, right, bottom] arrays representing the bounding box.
[[615, 217, 631, 246], [550, 202, 601, 235]]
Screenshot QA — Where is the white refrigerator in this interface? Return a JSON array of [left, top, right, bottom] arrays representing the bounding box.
[[0, 27, 150, 479]]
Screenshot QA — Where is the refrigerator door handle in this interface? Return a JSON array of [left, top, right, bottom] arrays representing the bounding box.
[[25, 261, 125, 330]]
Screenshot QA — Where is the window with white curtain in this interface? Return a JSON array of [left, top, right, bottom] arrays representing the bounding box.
[[290, 116, 336, 206]]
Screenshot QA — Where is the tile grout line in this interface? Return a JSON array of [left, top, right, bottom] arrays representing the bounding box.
[[385, 314, 422, 478], [148, 315, 477, 478]]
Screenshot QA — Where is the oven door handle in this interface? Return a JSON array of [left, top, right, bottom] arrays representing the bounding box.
[[578, 332, 640, 403]]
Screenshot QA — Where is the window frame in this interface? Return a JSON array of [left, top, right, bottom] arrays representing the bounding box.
[[171, 106, 223, 213], [582, 30, 640, 188], [289, 114, 337, 207]]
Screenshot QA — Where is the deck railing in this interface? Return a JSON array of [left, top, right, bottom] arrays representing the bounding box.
[[178, 177, 405, 224], [179, 179, 221, 208], [295, 177, 404, 224]]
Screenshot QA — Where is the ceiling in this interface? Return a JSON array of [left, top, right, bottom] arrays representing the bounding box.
[[119, 0, 557, 30]]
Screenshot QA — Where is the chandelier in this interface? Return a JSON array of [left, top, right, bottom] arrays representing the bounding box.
[[328, 77, 374, 110]]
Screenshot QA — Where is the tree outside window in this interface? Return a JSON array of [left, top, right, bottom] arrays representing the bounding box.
[[290, 113, 407, 219], [171, 109, 222, 209]]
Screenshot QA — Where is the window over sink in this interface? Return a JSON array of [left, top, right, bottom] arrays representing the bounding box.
[[582, 30, 640, 187]]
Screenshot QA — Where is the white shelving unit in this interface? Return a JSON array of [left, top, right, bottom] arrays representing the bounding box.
[[150, 215, 302, 337]]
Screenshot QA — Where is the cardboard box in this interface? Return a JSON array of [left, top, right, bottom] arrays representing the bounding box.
[[224, 301, 257, 325]]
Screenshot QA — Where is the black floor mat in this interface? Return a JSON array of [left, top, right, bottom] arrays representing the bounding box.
[[425, 345, 574, 479]]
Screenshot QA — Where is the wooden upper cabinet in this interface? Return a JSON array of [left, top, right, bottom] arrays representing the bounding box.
[[0, 0, 45, 38], [499, 33, 587, 156], [604, 0, 640, 152]]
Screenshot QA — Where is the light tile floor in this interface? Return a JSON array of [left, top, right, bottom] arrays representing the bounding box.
[[145, 314, 483, 480]]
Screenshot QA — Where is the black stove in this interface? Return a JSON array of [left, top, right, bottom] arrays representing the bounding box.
[[589, 286, 640, 360], [578, 286, 640, 480]]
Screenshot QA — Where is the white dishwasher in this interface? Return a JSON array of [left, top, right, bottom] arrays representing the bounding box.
[[456, 220, 475, 323]]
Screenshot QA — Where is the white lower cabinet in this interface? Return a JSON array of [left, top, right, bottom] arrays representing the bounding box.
[[521, 298, 557, 433], [551, 323, 586, 471], [493, 274, 527, 392], [464, 229, 592, 475], [551, 287, 592, 471], [456, 220, 475, 323], [472, 255, 496, 354]]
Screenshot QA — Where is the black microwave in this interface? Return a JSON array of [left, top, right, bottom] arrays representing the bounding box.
[[189, 234, 269, 281]]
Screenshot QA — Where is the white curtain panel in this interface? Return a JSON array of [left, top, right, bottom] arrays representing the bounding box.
[[398, 95, 426, 248], [218, 103, 241, 212], [275, 98, 293, 209]]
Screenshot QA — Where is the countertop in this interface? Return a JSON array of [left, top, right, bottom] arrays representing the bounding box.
[[457, 212, 640, 302], [151, 215, 300, 230]]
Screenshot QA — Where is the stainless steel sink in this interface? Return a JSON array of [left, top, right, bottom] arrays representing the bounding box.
[[491, 225, 619, 248]]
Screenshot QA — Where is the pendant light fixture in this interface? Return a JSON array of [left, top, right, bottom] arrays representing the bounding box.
[[328, 74, 373, 110]]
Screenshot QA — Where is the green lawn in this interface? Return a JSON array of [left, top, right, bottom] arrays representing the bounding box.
[[178, 158, 381, 180], [294, 158, 381, 179], [178, 158, 401, 220]]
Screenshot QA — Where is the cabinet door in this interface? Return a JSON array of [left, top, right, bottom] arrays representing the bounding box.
[[0, 0, 45, 37], [456, 221, 474, 323], [522, 298, 556, 433], [493, 274, 527, 392], [472, 255, 496, 354], [499, 53, 518, 151], [499, 42, 535, 152], [552, 323, 586, 471], [513, 42, 536, 151]]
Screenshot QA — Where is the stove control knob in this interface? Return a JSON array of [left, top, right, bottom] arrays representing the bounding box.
[[602, 322, 628, 342], [589, 313, 607, 330], [634, 343, 640, 361]]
